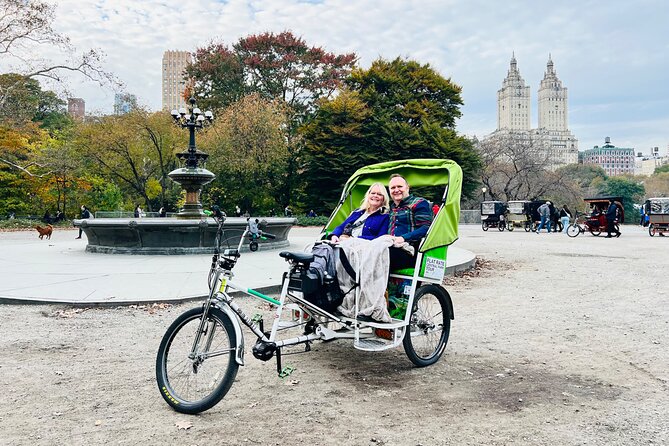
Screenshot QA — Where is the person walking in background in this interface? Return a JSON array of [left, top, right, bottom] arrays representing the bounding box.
[[559, 205, 572, 233], [134, 205, 144, 218], [535, 201, 552, 233], [605, 199, 621, 238], [76, 205, 91, 239]]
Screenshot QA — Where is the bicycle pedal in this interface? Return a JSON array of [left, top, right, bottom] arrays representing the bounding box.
[[278, 366, 295, 378]]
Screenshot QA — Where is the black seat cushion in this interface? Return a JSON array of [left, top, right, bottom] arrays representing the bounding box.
[[279, 251, 314, 264]]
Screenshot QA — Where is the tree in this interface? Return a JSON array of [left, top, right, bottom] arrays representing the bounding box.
[[599, 176, 645, 219], [188, 31, 357, 118], [0, 0, 118, 99], [75, 111, 183, 211], [300, 58, 481, 212], [199, 94, 289, 214]]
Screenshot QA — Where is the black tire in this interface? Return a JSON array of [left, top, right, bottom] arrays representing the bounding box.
[[156, 306, 239, 414], [498, 223, 505, 232], [507, 222, 514, 232], [649, 224, 655, 237], [403, 284, 451, 367], [524, 222, 531, 232], [566, 224, 580, 238], [482, 222, 489, 231], [249, 241, 259, 252], [589, 226, 601, 236]]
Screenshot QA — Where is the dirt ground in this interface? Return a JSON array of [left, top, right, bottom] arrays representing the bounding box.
[[1, 225, 668, 445]]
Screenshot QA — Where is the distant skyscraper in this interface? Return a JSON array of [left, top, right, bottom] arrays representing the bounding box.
[[497, 53, 531, 131], [114, 93, 137, 115], [487, 54, 578, 169], [67, 98, 85, 120], [162, 50, 191, 112]]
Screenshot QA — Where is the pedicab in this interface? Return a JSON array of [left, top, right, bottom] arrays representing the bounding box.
[[566, 196, 622, 237], [156, 159, 462, 414], [506, 200, 532, 231], [525, 200, 546, 231], [480, 200, 507, 231], [645, 197, 669, 237]]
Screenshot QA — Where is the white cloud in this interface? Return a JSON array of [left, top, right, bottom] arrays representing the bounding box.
[[4, 0, 665, 152]]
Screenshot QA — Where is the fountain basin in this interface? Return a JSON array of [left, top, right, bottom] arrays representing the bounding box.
[[73, 217, 296, 255]]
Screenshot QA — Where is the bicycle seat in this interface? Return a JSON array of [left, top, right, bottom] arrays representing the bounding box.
[[279, 251, 314, 264]]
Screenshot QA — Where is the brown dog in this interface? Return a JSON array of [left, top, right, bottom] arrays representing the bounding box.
[[35, 224, 53, 240]]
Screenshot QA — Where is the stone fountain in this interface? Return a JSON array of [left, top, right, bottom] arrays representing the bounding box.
[[74, 98, 295, 254]]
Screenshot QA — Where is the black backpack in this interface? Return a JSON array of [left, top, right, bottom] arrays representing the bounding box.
[[301, 243, 355, 313]]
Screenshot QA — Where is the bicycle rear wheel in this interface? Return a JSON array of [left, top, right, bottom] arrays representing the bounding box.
[[403, 284, 451, 367], [156, 306, 239, 414]]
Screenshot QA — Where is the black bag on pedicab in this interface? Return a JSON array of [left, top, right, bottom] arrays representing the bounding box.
[[301, 243, 349, 313]]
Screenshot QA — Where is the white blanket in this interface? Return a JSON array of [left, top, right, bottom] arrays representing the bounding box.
[[335, 236, 394, 323]]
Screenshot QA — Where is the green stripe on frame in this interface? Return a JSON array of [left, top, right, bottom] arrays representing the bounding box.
[[247, 288, 281, 306]]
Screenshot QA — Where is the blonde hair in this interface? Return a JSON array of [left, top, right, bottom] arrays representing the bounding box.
[[360, 183, 389, 214]]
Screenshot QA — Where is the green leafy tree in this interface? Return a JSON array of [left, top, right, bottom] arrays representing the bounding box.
[[187, 31, 357, 207], [599, 176, 645, 221], [75, 110, 183, 211], [199, 94, 289, 214], [300, 58, 481, 213]]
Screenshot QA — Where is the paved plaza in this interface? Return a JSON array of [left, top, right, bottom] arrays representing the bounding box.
[[0, 226, 475, 305]]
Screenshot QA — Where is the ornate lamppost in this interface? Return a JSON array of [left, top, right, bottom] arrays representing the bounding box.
[[481, 187, 487, 202], [168, 97, 216, 219]]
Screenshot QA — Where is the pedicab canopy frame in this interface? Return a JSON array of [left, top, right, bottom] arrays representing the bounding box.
[[323, 159, 463, 255]]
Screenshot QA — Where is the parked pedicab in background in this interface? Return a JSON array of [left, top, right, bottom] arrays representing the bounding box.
[[645, 197, 669, 237], [506, 200, 531, 232], [156, 159, 462, 414], [525, 200, 545, 232], [567, 196, 623, 237], [480, 200, 507, 231]]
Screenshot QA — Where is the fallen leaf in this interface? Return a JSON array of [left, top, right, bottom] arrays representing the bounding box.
[[175, 420, 193, 430], [95, 420, 102, 426]]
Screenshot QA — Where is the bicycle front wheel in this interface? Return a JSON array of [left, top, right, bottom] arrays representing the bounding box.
[[566, 224, 580, 238], [156, 306, 239, 414], [403, 284, 451, 367]]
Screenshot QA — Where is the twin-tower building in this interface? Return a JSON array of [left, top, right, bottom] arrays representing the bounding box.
[[488, 54, 578, 169]]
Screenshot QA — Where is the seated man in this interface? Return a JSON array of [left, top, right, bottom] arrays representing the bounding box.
[[387, 174, 433, 270]]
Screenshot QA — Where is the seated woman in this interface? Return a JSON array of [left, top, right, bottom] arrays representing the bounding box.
[[328, 183, 393, 323], [330, 183, 389, 242]]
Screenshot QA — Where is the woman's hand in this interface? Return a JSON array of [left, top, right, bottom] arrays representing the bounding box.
[[392, 236, 405, 246]]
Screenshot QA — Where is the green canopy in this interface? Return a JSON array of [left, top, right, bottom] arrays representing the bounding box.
[[324, 159, 463, 252]]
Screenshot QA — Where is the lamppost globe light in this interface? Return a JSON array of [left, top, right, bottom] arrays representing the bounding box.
[[204, 110, 213, 120], [482, 187, 487, 193], [192, 107, 201, 116], [178, 108, 187, 116], [197, 115, 205, 122], [170, 109, 179, 117]]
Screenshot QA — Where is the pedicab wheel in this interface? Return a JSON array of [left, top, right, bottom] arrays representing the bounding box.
[[156, 307, 239, 414], [524, 223, 531, 232], [482, 222, 489, 231], [249, 241, 259, 252], [649, 224, 655, 237], [498, 223, 505, 232], [589, 228, 601, 236], [566, 224, 580, 238], [507, 222, 514, 232], [403, 284, 450, 367]]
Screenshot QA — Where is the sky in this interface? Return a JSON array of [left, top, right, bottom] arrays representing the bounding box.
[[7, 0, 669, 155]]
